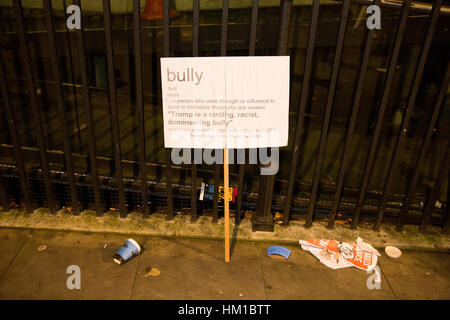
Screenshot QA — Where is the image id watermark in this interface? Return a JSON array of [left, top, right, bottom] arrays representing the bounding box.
[[169, 128, 280, 175], [367, 5, 381, 30], [366, 265, 381, 290], [66, 5, 81, 30], [66, 265, 81, 290]]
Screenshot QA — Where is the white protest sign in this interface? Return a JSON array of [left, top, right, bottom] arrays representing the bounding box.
[[160, 56, 289, 149]]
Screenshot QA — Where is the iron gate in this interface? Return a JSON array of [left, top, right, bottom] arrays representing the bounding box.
[[0, 0, 449, 233]]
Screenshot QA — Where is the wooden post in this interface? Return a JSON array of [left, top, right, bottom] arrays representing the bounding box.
[[224, 149, 230, 262]]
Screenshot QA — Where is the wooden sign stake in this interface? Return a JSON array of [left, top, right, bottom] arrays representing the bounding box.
[[224, 148, 230, 262]]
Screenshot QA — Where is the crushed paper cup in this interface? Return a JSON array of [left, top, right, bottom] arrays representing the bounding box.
[[113, 238, 141, 264], [268, 246, 291, 259]]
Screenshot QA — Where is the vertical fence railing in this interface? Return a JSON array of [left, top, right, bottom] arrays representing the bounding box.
[[13, 0, 56, 213], [305, 0, 350, 228], [103, 0, 127, 217], [383, 0, 443, 232], [440, 168, 450, 234], [74, 0, 103, 216], [163, 0, 174, 219], [191, 0, 200, 222], [352, 0, 407, 229], [253, 0, 292, 231], [210, 0, 229, 223], [283, 0, 320, 225], [63, 0, 82, 155], [421, 144, 450, 233], [133, 0, 149, 218], [328, 1, 378, 228], [401, 60, 450, 232], [0, 54, 33, 212], [43, 0, 80, 215], [0, 172, 7, 210], [1, 0, 449, 233], [443, 203, 450, 234], [236, 0, 260, 223]]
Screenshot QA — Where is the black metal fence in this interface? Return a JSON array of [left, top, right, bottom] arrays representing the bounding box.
[[0, 0, 449, 233]]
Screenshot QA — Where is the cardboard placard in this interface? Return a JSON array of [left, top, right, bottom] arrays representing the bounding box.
[[160, 56, 290, 149]]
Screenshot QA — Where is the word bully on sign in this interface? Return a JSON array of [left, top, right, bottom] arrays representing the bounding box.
[[167, 68, 203, 85]]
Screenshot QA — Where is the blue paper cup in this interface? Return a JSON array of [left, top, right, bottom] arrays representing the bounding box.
[[113, 238, 141, 265]]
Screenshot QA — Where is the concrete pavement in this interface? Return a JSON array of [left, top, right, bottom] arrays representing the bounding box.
[[0, 227, 449, 299]]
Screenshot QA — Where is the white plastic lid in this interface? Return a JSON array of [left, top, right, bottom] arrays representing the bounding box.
[[385, 246, 402, 258], [127, 238, 141, 253]]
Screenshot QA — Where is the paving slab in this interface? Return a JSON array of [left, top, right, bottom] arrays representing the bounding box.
[[377, 250, 450, 299], [131, 238, 267, 299], [0, 230, 139, 299], [0, 228, 30, 276]]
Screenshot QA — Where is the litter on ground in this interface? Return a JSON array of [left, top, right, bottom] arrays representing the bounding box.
[[385, 246, 402, 258], [299, 237, 380, 271], [268, 246, 291, 260], [273, 212, 283, 221], [113, 238, 141, 265], [144, 267, 161, 277]]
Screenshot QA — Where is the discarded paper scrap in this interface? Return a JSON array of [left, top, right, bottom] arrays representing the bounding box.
[[199, 182, 237, 202], [299, 237, 380, 271], [144, 267, 161, 277], [273, 212, 283, 221]]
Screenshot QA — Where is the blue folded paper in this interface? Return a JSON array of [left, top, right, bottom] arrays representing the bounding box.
[[268, 246, 291, 259]]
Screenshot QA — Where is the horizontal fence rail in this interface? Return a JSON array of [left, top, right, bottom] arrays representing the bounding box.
[[0, 0, 448, 234]]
